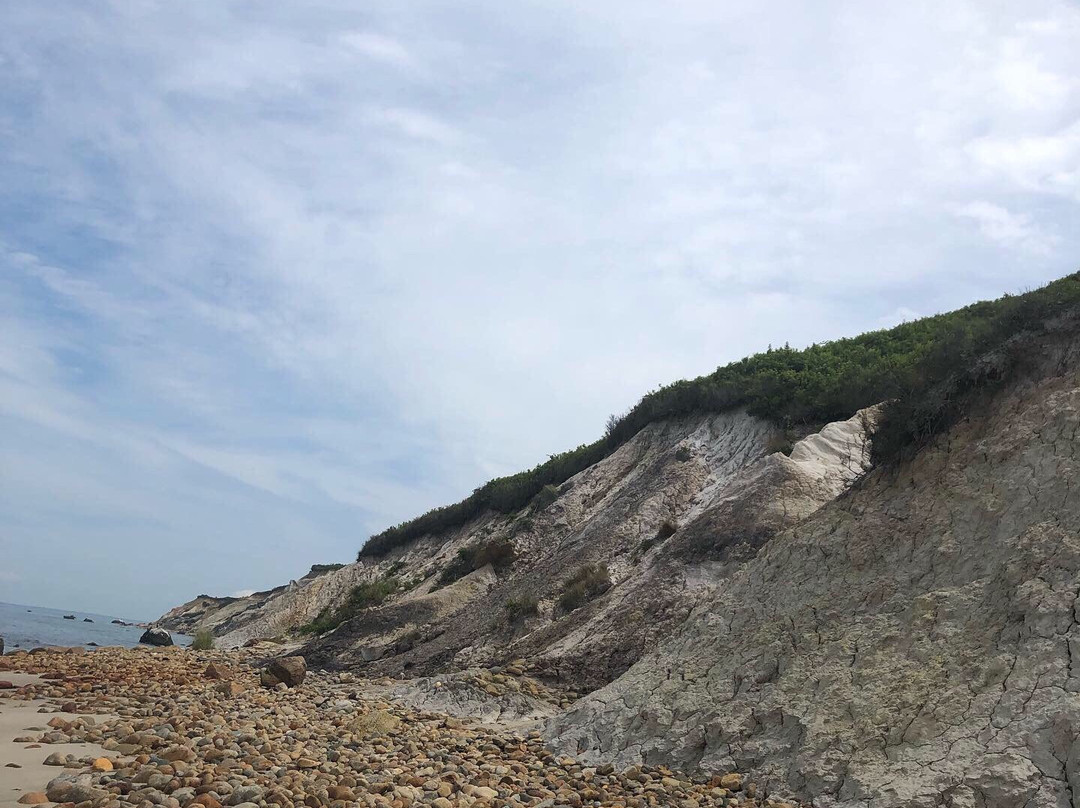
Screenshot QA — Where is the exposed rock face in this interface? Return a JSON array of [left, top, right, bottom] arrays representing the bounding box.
[[300, 408, 876, 692], [547, 335, 1080, 807], [159, 565, 373, 647], [138, 627, 173, 647], [162, 406, 876, 696], [156, 317, 1080, 805]]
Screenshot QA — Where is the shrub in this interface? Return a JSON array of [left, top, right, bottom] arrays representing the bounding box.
[[766, 431, 795, 456], [191, 630, 214, 650], [308, 563, 345, 575], [531, 484, 561, 513], [634, 519, 677, 561], [299, 577, 399, 635], [505, 594, 539, 622], [559, 564, 612, 612], [674, 446, 693, 462], [438, 537, 517, 587]]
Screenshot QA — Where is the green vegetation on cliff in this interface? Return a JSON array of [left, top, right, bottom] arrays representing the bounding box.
[[360, 272, 1080, 558]]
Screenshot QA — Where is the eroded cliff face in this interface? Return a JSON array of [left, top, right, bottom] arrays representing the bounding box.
[[162, 405, 875, 697], [547, 335, 1080, 808], [160, 322, 1080, 807]]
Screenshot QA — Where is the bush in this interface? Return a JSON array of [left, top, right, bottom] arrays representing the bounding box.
[[766, 431, 795, 456], [300, 577, 399, 635], [358, 273, 1080, 558], [634, 520, 677, 561], [308, 563, 345, 575], [438, 537, 516, 587], [505, 594, 540, 622], [191, 630, 214, 650], [674, 446, 693, 462], [559, 564, 612, 612], [531, 484, 561, 513]]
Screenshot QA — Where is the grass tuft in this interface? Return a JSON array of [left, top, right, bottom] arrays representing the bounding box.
[[559, 564, 612, 613]]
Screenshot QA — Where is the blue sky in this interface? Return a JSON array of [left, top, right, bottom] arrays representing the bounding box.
[[1, 1, 1078, 619]]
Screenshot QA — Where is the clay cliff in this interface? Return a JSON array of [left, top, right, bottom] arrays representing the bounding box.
[[161, 276, 1080, 806]]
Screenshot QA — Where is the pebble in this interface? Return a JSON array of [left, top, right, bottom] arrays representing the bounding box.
[[0, 646, 798, 808]]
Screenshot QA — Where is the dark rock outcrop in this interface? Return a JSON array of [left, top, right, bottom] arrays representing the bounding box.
[[138, 627, 173, 646]]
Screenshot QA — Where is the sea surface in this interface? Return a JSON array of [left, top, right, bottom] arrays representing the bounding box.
[[0, 601, 191, 650]]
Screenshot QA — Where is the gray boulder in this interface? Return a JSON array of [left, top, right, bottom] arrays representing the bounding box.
[[139, 627, 173, 646]]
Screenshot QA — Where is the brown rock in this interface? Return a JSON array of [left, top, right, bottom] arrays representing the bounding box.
[[216, 680, 245, 697], [719, 773, 742, 792], [162, 746, 196, 763], [203, 663, 230, 680], [17, 793, 48, 805], [266, 656, 306, 688], [191, 795, 222, 808], [91, 757, 112, 771]]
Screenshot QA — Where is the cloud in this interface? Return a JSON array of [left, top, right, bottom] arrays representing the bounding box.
[[340, 32, 415, 68], [955, 201, 1058, 254], [364, 106, 459, 143], [0, 0, 1078, 617], [231, 589, 256, 598]]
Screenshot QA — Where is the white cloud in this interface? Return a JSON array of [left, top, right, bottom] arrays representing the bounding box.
[[340, 32, 414, 68], [364, 106, 459, 143], [955, 201, 1057, 254], [231, 589, 256, 598], [967, 124, 1080, 197]]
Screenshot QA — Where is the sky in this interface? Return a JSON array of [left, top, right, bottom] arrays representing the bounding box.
[[1, 1, 1078, 619]]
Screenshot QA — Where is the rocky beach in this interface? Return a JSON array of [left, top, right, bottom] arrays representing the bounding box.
[[0, 646, 790, 808]]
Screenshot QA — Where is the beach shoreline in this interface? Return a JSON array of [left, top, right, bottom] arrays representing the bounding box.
[[0, 646, 784, 808], [0, 672, 112, 808]]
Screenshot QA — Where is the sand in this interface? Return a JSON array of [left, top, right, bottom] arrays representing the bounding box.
[[0, 674, 110, 808]]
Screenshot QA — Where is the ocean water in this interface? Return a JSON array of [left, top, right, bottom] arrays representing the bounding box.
[[0, 601, 191, 650]]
